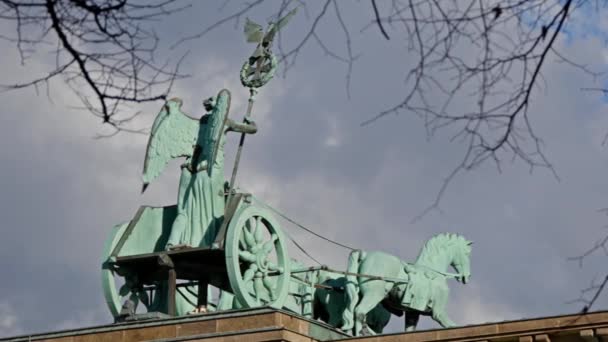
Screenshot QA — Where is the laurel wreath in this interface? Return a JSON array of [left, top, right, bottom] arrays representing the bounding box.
[[240, 54, 278, 89]]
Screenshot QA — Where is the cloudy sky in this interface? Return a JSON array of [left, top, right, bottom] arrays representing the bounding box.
[[1, 0, 608, 337]]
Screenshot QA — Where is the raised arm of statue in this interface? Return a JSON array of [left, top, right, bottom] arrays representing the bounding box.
[[226, 118, 257, 134]]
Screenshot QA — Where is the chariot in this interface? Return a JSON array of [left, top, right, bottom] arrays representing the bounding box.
[[100, 7, 326, 322], [101, 192, 305, 318]]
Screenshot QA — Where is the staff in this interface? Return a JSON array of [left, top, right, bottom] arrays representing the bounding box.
[[227, 7, 298, 195]]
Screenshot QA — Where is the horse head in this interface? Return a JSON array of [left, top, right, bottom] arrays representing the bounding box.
[[416, 233, 472, 283], [450, 236, 472, 284]]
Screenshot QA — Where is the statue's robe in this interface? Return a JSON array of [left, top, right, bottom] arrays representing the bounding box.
[[166, 110, 256, 249]]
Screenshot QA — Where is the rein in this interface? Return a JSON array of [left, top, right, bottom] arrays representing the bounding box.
[[404, 262, 462, 279]]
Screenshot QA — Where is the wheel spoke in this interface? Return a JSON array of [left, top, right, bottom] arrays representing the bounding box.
[[262, 275, 276, 301], [267, 261, 283, 273], [243, 265, 257, 283], [262, 234, 278, 255], [247, 217, 256, 233], [243, 226, 256, 248], [254, 216, 264, 243], [254, 276, 265, 305], [239, 250, 256, 263], [261, 241, 273, 255], [239, 234, 247, 251]]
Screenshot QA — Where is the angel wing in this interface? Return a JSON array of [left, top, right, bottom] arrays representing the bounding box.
[[142, 98, 199, 192], [244, 18, 264, 43], [263, 7, 298, 44]]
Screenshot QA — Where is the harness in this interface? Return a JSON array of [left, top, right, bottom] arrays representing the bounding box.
[[403, 262, 462, 279], [399, 263, 462, 311]]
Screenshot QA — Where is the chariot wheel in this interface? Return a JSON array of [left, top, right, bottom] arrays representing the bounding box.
[[102, 223, 137, 318], [225, 203, 290, 309]]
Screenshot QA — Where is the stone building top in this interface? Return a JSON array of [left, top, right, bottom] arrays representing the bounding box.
[[3, 308, 608, 342]]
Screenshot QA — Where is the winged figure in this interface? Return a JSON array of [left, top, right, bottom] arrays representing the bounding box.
[[142, 98, 198, 191], [142, 89, 258, 250], [244, 7, 298, 62]]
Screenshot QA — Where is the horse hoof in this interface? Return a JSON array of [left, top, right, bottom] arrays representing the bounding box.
[[360, 326, 374, 336]]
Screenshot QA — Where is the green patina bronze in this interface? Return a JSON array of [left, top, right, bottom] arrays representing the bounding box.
[[240, 7, 296, 89], [101, 8, 298, 320], [313, 273, 391, 334], [341, 233, 472, 336], [141, 91, 258, 250], [100, 7, 474, 337], [101, 208, 203, 317], [224, 198, 292, 308]]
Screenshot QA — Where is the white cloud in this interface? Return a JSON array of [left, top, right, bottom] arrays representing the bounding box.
[[451, 284, 523, 326], [324, 116, 342, 147], [0, 302, 22, 337]]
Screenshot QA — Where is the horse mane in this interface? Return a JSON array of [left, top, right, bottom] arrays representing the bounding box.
[[415, 233, 469, 266]]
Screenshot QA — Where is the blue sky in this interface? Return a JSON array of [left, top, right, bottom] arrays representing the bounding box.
[[1, 1, 608, 337]]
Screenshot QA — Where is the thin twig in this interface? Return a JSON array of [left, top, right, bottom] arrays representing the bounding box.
[[371, 0, 390, 40]]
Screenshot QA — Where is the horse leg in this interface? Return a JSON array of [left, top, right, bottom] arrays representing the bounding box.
[[354, 290, 386, 336], [433, 311, 456, 328], [405, 309, 420, 332], [328, 312, 342, 328], [430, 286, 456, 328], [367, 305, 391, 334]]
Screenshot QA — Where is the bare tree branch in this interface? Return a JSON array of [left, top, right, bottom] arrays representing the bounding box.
[[1, 0, 189, 130], [4, 0, 608, 220], [172, 0, 264, 49], [371, 0, 390, 40], [175, 1, 608, 218], [567, 274, 608, 313], [357, 0, 577, 216]]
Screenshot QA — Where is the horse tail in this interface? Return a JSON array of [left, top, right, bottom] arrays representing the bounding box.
[[341, 249, 365, 331]]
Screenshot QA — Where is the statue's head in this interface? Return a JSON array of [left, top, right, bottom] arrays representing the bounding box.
[[451, 236, 472, 284], [206, 89, 231, 116], [203, 97, 216, 112]]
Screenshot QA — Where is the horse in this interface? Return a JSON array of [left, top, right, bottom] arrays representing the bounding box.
[[215, 258, 391, 334], [313, 272, 391, 334], [341, 233, 472, 336], [284, 261, 391, 333]]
